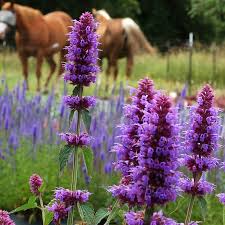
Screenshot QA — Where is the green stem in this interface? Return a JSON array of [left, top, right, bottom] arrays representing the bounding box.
[[184, 195, 195, 225], [39, 195, 45, 225], [67, 86, 83, 225], [144, 206, 154, 225], [223, 206, 225, 225]]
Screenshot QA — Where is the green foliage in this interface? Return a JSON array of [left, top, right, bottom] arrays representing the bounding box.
[[82, 109, 92, 132], [82, 147, 94, 177], [190, 0, 225, 43], [78, 203, 110, 225], [43, 209, 54, 225], [197, 196, 208, 221], [11, 196, 37, 213], [59, 145, 73, 172]]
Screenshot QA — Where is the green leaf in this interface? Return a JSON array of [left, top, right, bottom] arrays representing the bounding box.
[[38, 182, 46, 193], [103, 200, 120, 225], [69, 109, 75, 125], [72, 85, 80, 96], [59, 145, 73, 171], [82, 109, 91, 132], [94, 208, 110, 225], [11, 196, 37, 213], [198, 196, 207, 220], [78, 203, 95, 225], [44, 209, 54, 225], [82, 147, 94, 177]]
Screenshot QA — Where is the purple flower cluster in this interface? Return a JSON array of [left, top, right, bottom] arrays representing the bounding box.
[[217, 193, 225, 205], [64, 12, 99, 86], [29, 174, 43, 196], [64, 95, 96, 111], [48, 188, 91, 224], [47, 202, 71, 225], [59, 132, 91, 147], [180, 178, 215, 196], [150, 211, 178, 225], [125, 211, 144, 225], [55, 188, 91, 206], [182, 85, 219, 196], [0, 210, 15, 225], [110, 78, 156, 205], [134, 94, 180, 207]]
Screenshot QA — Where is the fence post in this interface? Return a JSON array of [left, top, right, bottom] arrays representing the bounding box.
[[212, 43, 217, 85], [187, 32, 193, 96], [166, 41, 170, 79]]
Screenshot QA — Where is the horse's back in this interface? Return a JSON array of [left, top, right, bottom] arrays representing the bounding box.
[[43, 11, 72, 54], [100, 19, 126, 57]]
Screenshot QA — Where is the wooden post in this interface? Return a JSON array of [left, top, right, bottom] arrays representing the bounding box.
[[212, 43, 217, 85], [187, 33, 193, 96], [166, 41, 170, 78]]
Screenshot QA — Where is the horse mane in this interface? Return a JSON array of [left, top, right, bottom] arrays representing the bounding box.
[[96, 9, 111, 20]]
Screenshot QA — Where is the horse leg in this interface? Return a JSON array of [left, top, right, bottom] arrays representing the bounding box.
[[44, 55, 56, 92], [57, 48, 66, 78], [19, 53, 29, 89], [36, 53, 44, 92], [105, 58, 111, 92], [126, 51, 133, 79]]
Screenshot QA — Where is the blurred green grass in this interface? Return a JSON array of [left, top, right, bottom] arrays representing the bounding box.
[[1, 48, 225, 98]]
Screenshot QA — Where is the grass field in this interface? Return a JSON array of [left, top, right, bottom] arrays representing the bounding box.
[[1, 48, 225, 97]]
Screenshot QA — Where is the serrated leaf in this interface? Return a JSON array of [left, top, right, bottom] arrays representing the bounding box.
[[72, 85, 80, 96], [94, 208, 110, 225], [11, 196, 37, 213], [69, 109, 75, 125], [198, 196, 207, 220], [82, 109, 91, 132], [59, 145, 73, 171], [78, 203, 95, 225], [82, 147, 94, 177], [103, 200, 120, 225], [44, 209, 54, 225]]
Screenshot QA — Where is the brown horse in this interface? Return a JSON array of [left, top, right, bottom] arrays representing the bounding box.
[[1, 2, 72, 91], [92, 9, 155, 82]]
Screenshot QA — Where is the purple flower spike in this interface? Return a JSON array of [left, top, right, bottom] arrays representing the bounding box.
[[47, 202, 71, 225], [183, 85, 220, 197], [64, 95, 96, 111], [29, 174, 43, 196], [137, 94, 180, 207], [217, 193, 225, 205], [0, 210, 15, 225], [109, 78, 156, 206], [59, 132, 91, 147], [125, 211, 144, 225], [64, 12, 99, 86]]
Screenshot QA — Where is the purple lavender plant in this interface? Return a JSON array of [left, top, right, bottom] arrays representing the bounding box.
[[182, 84, 220, 225], [109, 78, 156, 206], [57, 12, 99, 225]]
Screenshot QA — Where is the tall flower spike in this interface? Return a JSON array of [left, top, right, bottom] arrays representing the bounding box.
[[137, 93, 180, 207], [182, 84, 219, 196], [64, 12, 99, 86], [183, 84, 220, 225], [29, 174, 43, 196], [109, 78, 156, 206]]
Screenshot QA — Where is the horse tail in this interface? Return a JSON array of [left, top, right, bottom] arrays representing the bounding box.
[[122, 18, 156, 54]]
